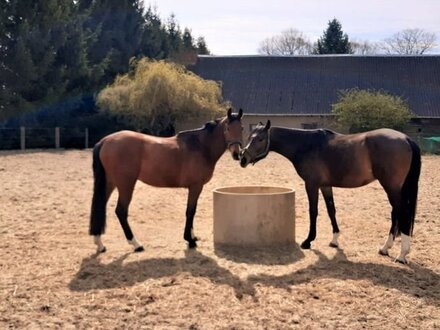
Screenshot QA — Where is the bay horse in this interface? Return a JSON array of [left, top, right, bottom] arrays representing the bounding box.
[[89, 108, 244, 253], [239, 121, 421, 264]]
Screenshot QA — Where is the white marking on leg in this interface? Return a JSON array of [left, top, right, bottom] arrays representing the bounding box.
[[379, 234, 394, 255], [191, 228, 195, 240], [330, 232, 340, 247], [396, 234, 410, 264], [94, 235, 105, 253], [128, 237, 142, 249]]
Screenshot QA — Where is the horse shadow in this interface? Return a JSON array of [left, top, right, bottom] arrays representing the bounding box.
[[247, 248, 440, 307], [214, 243, 305, 265], [68, 249, 256, 300], [69, 248, 440, 306]]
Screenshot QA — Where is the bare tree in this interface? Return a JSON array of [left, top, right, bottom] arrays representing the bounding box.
[[382, 28, 437, 54], [350, 40, 380, 55], [258, 28, 312, 55]]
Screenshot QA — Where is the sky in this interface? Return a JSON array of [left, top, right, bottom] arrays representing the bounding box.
[[145, 0, 440, 55]]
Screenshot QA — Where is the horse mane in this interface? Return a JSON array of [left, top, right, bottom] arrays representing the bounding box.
[[176, 119, 220, 139]]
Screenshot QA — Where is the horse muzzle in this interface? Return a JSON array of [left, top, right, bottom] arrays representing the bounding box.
[[227, 141, 242, 161], [239, 148, 251, 168]]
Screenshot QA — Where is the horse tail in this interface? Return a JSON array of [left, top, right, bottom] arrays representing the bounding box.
[[398, 138, 421, 236], [89, 142, 107, 236]]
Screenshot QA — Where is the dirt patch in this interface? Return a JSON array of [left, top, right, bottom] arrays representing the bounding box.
[[1, 150, 439, 329]]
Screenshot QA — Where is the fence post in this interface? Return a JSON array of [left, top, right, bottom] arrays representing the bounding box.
[[55, 127, 60, 149], [85, 128, 89, 149], [20, 126, 25, 150]]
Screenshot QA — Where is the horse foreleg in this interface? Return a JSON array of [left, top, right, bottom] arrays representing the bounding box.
[[301, 183, 319, 249], [184, 184, 203, 248], [115, 180, 144, 252], [320, 187, 340, 248]]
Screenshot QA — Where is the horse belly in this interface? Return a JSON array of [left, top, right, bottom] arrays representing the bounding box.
[[332, 161, 376, 187], [138, 162, 182, 187]]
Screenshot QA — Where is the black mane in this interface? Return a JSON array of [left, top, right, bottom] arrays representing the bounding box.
[[177, 119, 220, 138]]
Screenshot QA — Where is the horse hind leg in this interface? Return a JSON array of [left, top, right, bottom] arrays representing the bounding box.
[[379, 208, 398, 256], [115, 180, 144, 252], [380, 186, 410, 263], [91, 182, 115, 253]]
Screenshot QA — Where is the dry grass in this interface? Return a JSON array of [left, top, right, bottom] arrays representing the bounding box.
[[1, 150, 439, 329]]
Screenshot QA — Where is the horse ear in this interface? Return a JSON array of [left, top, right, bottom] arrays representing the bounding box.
[[259, 121, 264, 125], [265, 120, 271, 130], [227, 108, 232, 119], [238, 108, 243, 118]]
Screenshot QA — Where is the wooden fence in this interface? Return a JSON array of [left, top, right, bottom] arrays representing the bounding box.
[[0, 127, 92, 150]]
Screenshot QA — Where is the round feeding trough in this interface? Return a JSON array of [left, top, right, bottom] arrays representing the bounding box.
[[213, 186, 295, 246]]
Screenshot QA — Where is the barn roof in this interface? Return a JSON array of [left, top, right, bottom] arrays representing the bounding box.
[[191, 55, 440, 118]]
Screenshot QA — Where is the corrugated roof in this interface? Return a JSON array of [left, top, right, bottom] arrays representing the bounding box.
[[191, 55, 440, 117]]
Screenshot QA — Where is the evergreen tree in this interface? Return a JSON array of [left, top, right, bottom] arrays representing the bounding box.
[[196, 37, 210, 55], [140, 6, 169, 59], [315, 18, 352, 54], [0, 1, 211, 123], [182, 28, 195, 50], [1, 0, 89, 117], [167, 14, 183, 53], [78, 0, 145, 85]]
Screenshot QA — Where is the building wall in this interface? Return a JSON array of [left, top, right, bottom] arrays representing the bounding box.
[[177, 115, 440, 139]]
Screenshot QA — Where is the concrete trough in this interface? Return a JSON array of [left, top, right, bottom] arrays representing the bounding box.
[[213, 186, 295, 246]]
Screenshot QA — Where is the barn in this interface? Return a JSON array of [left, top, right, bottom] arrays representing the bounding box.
[[190, 55, 440, 149]]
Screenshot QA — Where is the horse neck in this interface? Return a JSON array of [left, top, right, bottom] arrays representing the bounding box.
[[201, 120, 227, 163], [269, 127, 322, 162]]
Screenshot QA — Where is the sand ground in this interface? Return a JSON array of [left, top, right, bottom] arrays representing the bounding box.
[[1, 150, 439, 329]]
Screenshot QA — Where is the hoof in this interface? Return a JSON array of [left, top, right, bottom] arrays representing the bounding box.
[[134, 246, 144, 253], [188, 240, 197, 249], [394, 257, 407, 264], [378, 249, 389, 256], [300, 241, 311, 249], [97, 246, 106, 254], [329, 242, 339, 248]]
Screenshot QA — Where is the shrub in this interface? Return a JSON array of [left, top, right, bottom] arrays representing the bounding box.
[[97, 58, 229, 135], [332, 88, 413, 133]]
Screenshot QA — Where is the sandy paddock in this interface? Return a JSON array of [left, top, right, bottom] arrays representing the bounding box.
[[1, 149, 440, 329]]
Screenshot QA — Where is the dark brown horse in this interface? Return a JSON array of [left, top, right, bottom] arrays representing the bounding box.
[[90, 108, 244, 253], [239, 121, 421, 263]]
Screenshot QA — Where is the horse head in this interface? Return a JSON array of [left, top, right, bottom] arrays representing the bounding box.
[[239, 120, 271, 168], [224, 108, 244, 160]]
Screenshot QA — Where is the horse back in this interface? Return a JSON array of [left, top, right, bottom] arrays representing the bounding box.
[[299, 128, 413, 188], [99, 130, 215, 188]]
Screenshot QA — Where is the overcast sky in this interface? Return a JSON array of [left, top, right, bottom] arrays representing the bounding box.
[[146, 0, 440, 55]]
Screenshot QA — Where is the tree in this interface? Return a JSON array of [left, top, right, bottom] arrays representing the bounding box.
[[382, 28, 437, 55], [196, 37, 210, 55], [0, 1, 211, 124], [332, 88, 412, 133], [350, 40, 379, 55], [258, 28, 312, 55], [140, 5, 170, 59], [97, 59, 228, 135], [315, 18, 352, 54], [1, 0, 91, 118], [78, 0, 145, 85]]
